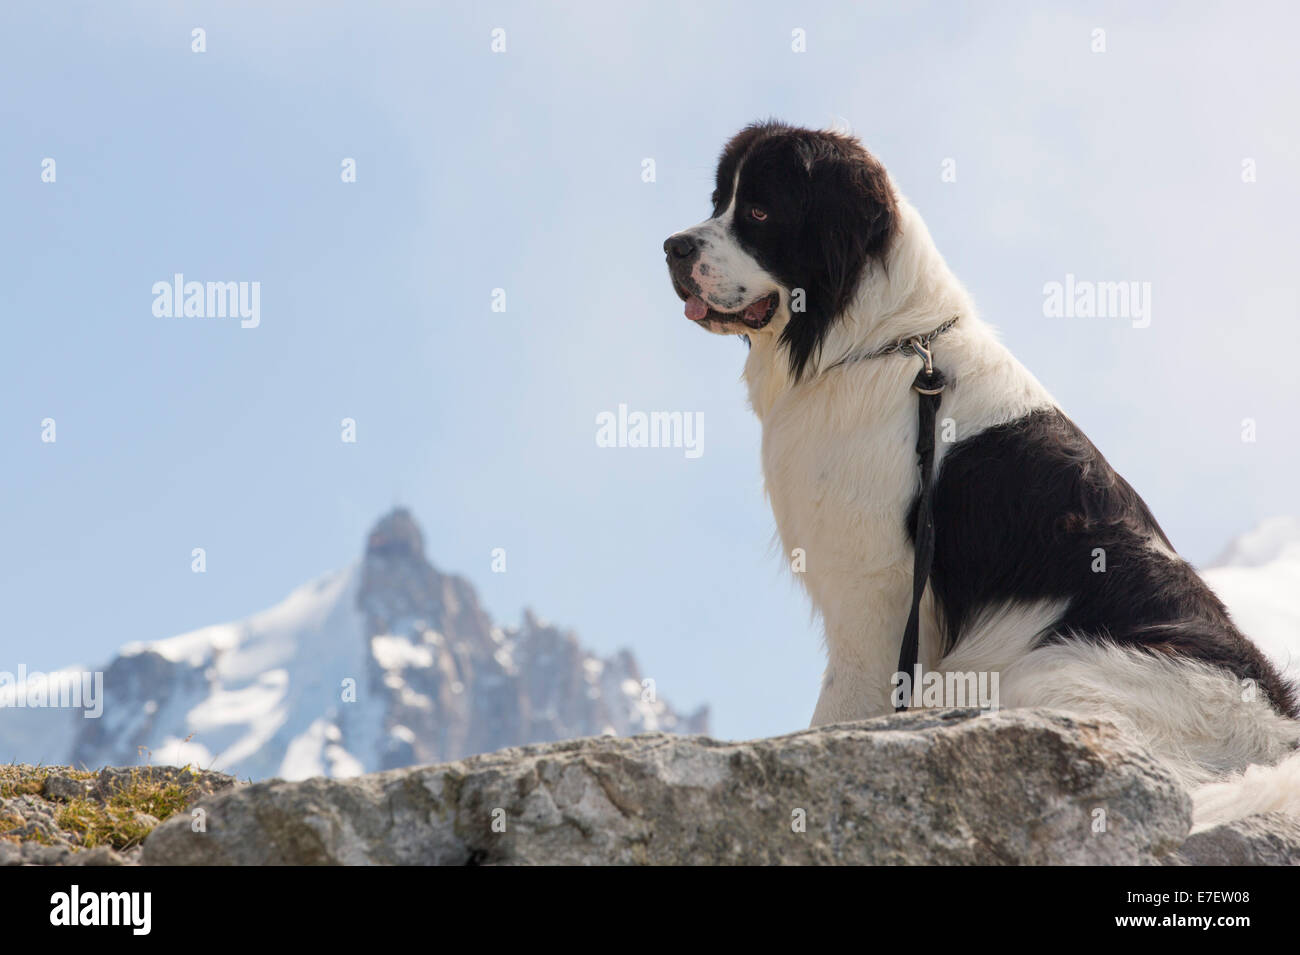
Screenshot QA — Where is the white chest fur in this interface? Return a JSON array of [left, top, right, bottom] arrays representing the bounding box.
[[745, 316, 1055, 724]]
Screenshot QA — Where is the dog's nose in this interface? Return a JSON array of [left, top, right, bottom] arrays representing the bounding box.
[[664, 234, 697, 259]]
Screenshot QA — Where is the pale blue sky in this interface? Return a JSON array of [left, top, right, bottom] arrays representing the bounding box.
[[2, 1, 1297, 740]]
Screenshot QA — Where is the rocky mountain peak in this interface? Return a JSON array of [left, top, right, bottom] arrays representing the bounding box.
[[356, 509, 489, 646], [365, 507, 426, 562], [2, 508, 711, 781]]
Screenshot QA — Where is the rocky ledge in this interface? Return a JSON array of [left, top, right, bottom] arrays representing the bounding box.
[[137, 708, 1296, 865], [9, 709, 1298, 865]]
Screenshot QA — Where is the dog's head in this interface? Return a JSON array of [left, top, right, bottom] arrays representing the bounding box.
[[664, 121, 898, 379]]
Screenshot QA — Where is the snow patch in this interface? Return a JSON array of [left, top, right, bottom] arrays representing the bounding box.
[[372, 634, 434, 670]]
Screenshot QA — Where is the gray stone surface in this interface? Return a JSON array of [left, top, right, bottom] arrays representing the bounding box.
[[1171, 812, 1300, 866], [143, 708, 1195, 865]]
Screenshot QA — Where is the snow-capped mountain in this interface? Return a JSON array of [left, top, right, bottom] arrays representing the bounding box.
[[0, 509, 708, 780]]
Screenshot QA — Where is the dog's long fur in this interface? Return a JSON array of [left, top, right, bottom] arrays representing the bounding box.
[[665, 121, 1300, 829]]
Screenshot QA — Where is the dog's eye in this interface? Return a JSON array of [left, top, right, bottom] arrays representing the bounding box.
[[750, 207, 768, 222]]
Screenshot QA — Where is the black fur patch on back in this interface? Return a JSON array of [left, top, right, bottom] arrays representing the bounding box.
[[918, 408, 1299, 718], [714, 121, 898, 380]]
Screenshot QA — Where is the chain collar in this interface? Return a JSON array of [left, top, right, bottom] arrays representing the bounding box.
[[822, 315, 961, 376]]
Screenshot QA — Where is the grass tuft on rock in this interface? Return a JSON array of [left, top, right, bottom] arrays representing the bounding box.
[[55, 773, 192, 850], [1, 763, 235, 859]]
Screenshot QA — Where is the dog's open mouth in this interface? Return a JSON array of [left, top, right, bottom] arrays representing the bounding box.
[[674, 285, 779, 330]]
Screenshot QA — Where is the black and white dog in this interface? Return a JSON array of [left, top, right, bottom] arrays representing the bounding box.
[[665, 121, 1299, 828]]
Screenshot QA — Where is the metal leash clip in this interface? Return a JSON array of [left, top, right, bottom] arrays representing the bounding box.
[[910, 338, 945, 395]]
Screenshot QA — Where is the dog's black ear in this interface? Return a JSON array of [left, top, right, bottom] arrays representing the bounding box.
[[780, 147, 897, 380]]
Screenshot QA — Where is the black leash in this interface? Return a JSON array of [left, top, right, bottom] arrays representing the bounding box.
[[824, 318, 957, 712], [895, 340, 946, 711]]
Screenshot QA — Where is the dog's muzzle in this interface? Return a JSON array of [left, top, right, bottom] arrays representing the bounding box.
[[663, 232, 778, 330]]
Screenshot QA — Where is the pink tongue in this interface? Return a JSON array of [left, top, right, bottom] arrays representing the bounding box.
[[743, 297, 769, 322], [684, 296, 709, 322]]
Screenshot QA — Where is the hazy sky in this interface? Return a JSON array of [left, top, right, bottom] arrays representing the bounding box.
[[3, 1, 1298, 740]]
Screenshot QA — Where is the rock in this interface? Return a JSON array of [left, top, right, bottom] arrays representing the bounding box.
[[1, 793, 68, 845], [1170, 813, 1300, 866], [41, 774, 93, 802], [0, 840, 137, 866], [89, 765, 238, 804], [38, 767, 232, 806], [143, 708, 1193, 865]]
